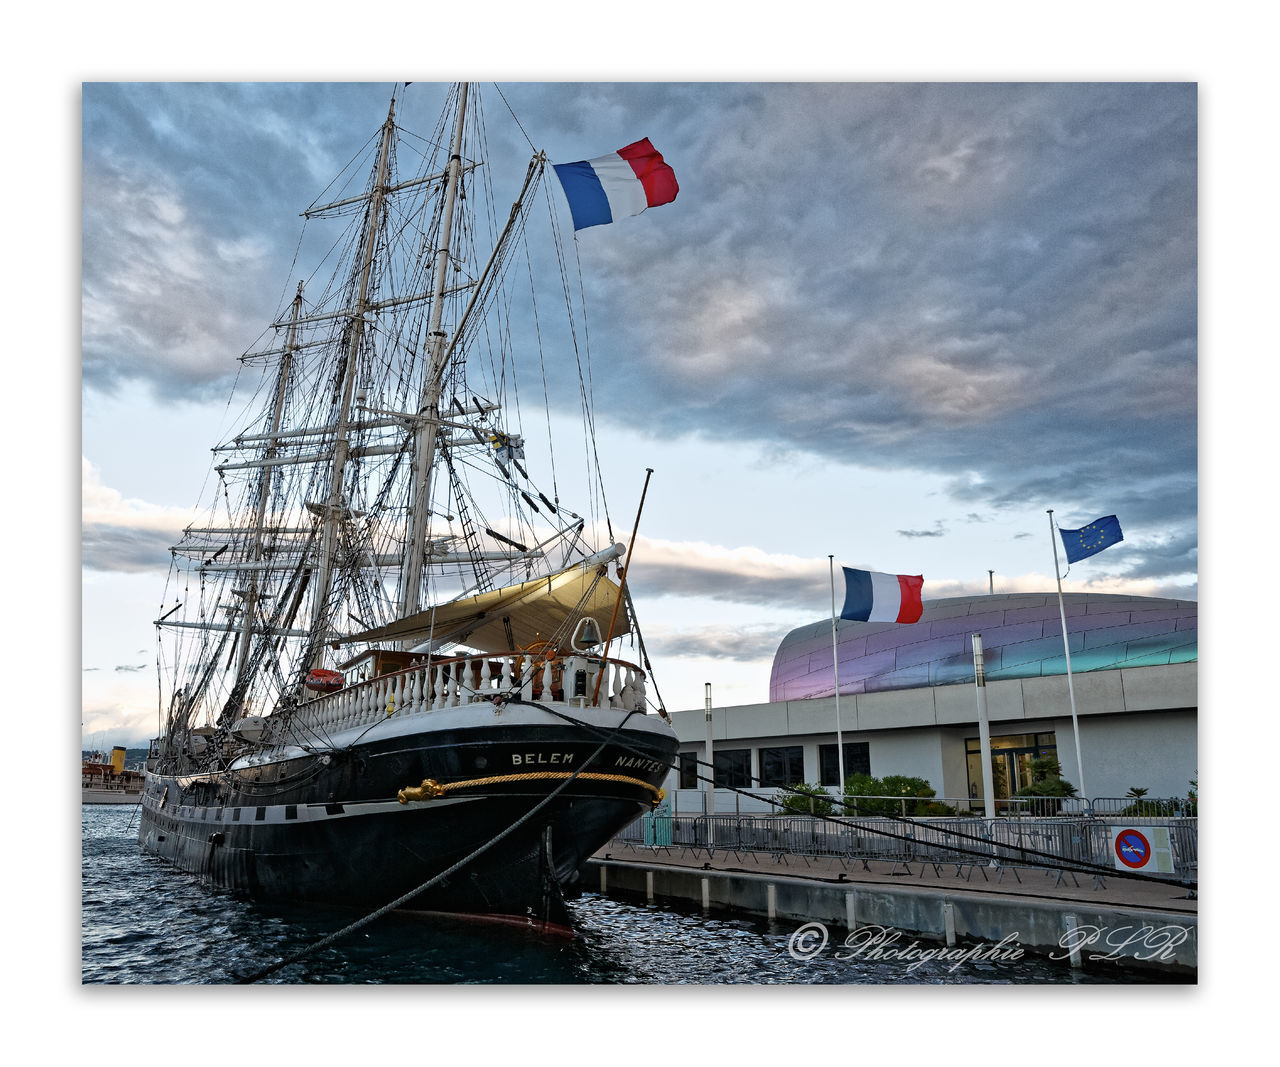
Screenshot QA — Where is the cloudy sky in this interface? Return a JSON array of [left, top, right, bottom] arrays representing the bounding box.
[[25, 1, 1269, 1037], [78, 74, 1203, 746]]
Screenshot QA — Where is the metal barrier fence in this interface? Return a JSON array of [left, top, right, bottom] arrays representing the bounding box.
[[1089, 797, 1198, 818], [669, 791, 1195, 819], [622, 812, 1197, 885]]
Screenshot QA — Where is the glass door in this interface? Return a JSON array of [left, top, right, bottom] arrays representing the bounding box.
[[965, 732, 1056, 809]]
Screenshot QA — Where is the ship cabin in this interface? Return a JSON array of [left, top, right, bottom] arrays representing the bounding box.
[[336, 648, 430, 688]]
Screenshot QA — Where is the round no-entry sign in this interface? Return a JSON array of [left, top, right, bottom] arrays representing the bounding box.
[[1114, 827, 1152, 869]]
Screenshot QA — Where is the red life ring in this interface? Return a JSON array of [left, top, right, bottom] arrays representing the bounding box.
[[305, 668, 345, 692]]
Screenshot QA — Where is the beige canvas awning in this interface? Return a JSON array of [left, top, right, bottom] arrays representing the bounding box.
[[341, 560, 628, 654]]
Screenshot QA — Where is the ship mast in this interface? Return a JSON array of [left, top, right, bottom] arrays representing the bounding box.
[[309, 98, 398, 666], [398, 82, 469, 623], [233, 280, 304, 692]]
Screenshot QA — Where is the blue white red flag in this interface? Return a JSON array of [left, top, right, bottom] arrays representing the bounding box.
[[552, 139, 678, 230], [839, 568, 924, 624]]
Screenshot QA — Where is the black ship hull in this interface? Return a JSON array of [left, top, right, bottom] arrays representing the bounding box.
[[138, 706, 675, 931]]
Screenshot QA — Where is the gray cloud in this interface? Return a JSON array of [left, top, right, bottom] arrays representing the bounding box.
[[81, 82, 394, 399], [637, 565, 825, 612], [629, 531, 1193, 612], [583, 84, 1195, 570], [642, 624, 786, 664], [82, 82, 1195, 589], [82, 155, 279, 398], [898, 522, 947, 538], [82, 522, 176, 574]]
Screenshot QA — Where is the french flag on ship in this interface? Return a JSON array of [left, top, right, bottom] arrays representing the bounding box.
[[553, 138, 679, 230], [839, 567, 925, 624]]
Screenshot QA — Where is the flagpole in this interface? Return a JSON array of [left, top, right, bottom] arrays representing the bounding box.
[[971, 634, 998, 862], [1047, 509, 1088, 800], [704, 682, 714, 820], [829, 556, 846, 812]]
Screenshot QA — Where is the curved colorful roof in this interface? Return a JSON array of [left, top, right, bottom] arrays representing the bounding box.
[[769, 592, 1197, 701]]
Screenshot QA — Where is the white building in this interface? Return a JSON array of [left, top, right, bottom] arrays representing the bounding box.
[[663, 592, 1197, 814]]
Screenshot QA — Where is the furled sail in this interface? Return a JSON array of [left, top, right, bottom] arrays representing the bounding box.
[[342, 545, 631, 654]]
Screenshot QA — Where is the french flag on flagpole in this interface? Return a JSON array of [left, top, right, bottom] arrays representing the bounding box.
[[552, 138, 679, 230], [839, 567, 925, 624]]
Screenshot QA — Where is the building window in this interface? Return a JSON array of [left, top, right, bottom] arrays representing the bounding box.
[[818, 742, 871, 786], [713, 749, 752, 789], [965, 731, 1058, 799], [759, 745, 805, 787], [678, 752, 699, 790]]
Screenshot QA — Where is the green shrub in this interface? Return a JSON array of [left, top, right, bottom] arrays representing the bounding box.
[[780, 782, 835, 816], [841, 772, 942, 816], [840, 772, 891, 815], [1118, 797, 1185, 818], [844, 772, 880, 795]]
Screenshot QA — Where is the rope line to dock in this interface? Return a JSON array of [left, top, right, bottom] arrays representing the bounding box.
[[231, 709, 638, 984], [514, 699, 1194, 890]]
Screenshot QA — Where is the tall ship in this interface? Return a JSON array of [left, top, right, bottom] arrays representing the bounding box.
[[138, 83, 679, 931]]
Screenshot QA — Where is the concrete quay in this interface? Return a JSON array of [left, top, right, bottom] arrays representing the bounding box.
[[586, 840, 1197, 978]]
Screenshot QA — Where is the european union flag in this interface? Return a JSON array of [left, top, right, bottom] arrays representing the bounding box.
[[1059, 515, 1124, 564]]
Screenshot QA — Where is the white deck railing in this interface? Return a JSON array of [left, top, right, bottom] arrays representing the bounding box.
[[287, 652, 647, 738]]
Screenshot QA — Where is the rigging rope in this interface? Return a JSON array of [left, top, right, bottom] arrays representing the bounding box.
[[492, 82, 537, 153]]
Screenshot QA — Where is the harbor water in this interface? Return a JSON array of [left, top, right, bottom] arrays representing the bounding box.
[[83, 806, 1153, 985]]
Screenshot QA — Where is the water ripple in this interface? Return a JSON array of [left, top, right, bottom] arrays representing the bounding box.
[[82, 806, 1145, 985]]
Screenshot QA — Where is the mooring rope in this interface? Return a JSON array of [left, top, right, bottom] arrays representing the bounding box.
[[516, 699, 1195, 891], [229, 691, 1185, 982], [231, 708, 638, 984]]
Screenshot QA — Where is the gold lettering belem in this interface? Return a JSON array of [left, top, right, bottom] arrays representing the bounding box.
[[512, 752, 575, 766]]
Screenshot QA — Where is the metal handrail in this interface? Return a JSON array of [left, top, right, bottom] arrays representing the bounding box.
[[673, 789, 1194, 819], [616, 810, 1198, 884]]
